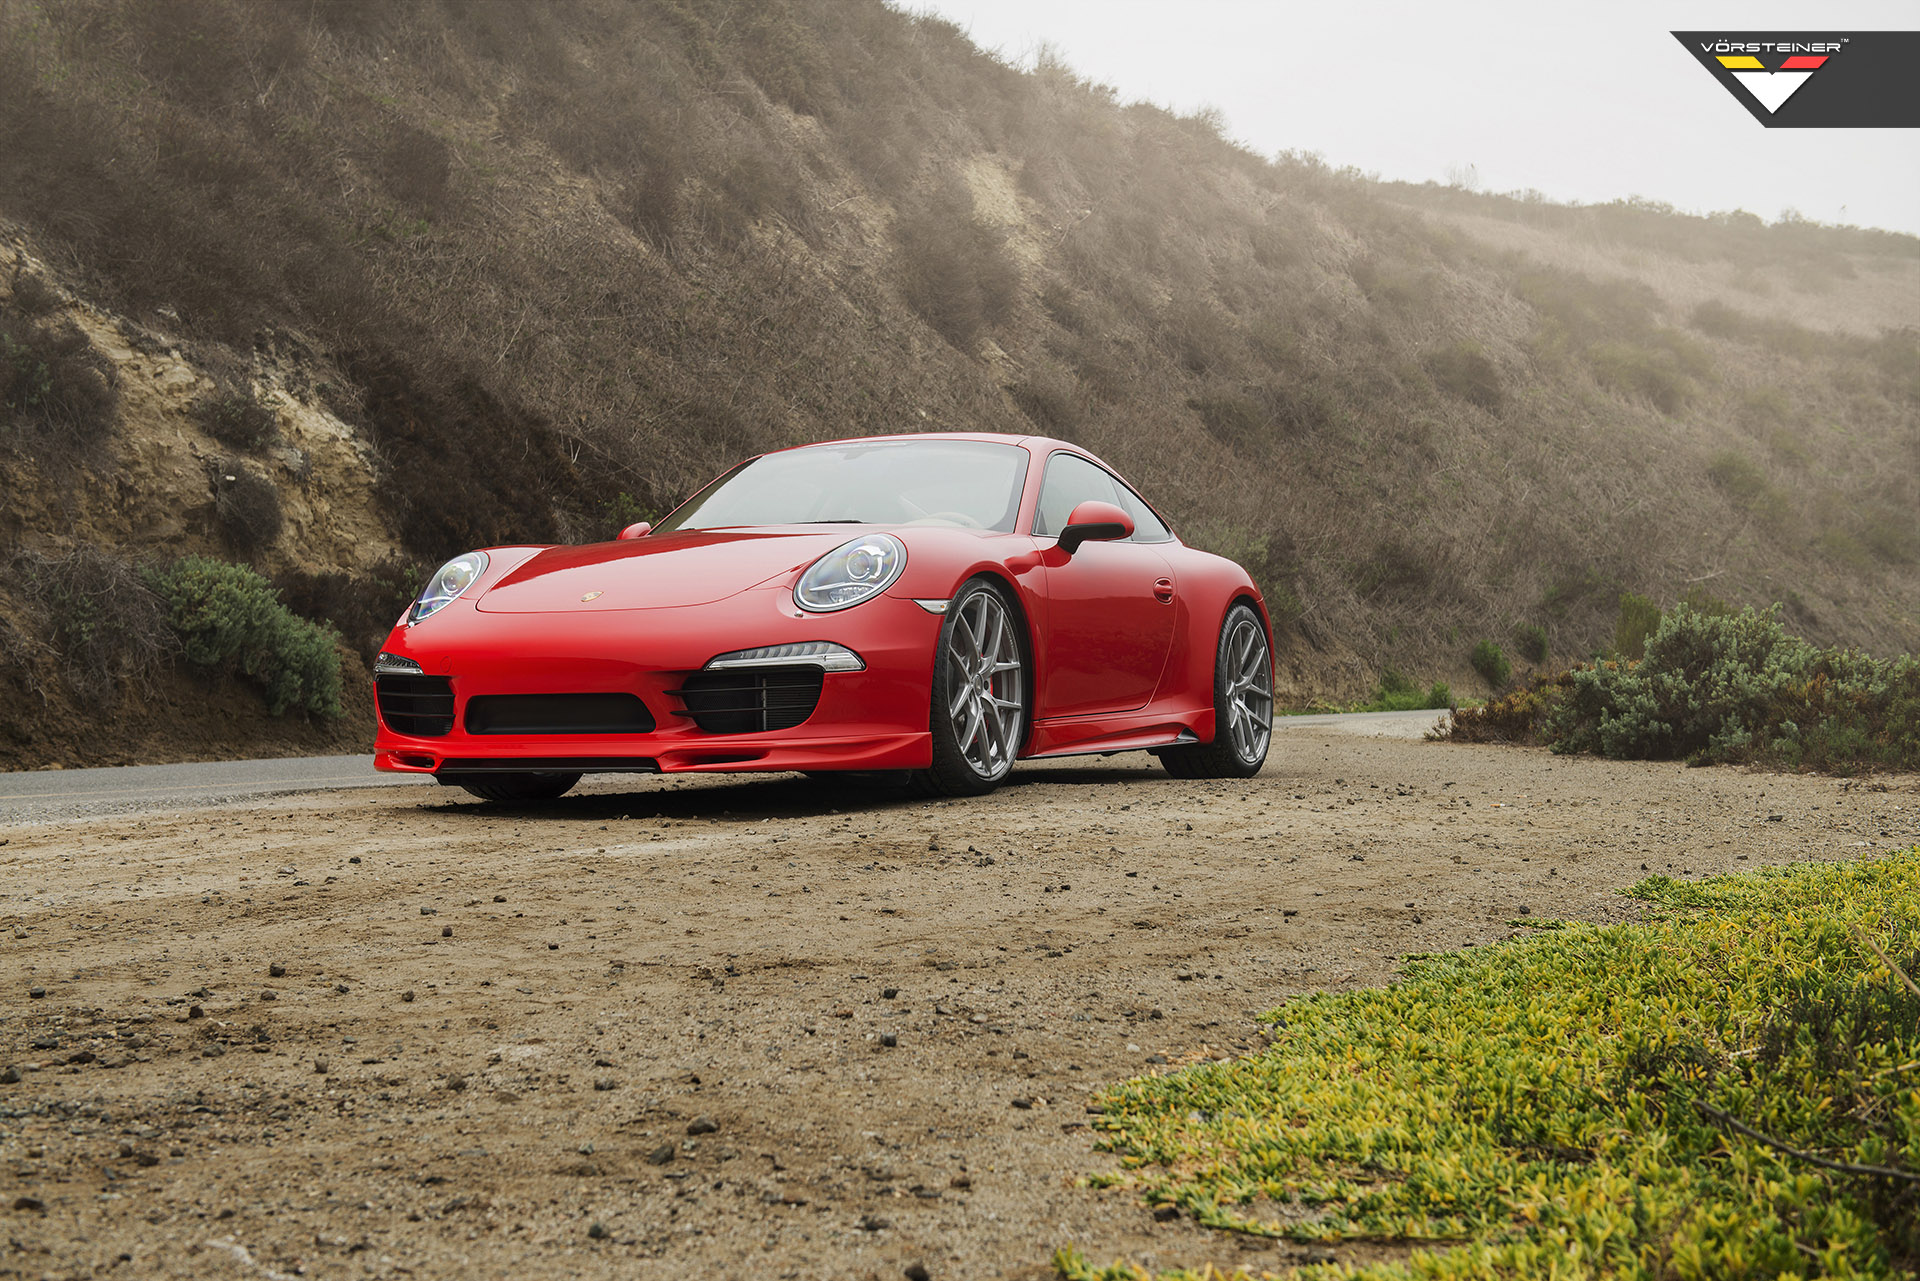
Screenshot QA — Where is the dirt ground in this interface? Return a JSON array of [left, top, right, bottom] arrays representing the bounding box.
[[4, 730, 1918, 1281]]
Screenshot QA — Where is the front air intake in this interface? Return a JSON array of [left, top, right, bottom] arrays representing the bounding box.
[[464, 693, 655, 736], [376, 675, 455, 737], [670, 667, 824, 734]]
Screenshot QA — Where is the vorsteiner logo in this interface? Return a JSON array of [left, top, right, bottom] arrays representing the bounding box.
[[1673, 31, 1920, 127]]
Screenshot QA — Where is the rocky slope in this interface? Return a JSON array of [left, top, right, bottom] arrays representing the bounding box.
[[1, 0, 1915, 767]]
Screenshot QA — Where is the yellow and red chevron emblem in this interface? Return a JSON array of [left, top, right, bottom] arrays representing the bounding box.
[[1714, 52, 1828, 113]]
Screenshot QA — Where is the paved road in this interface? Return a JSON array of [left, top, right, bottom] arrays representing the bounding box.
[[0, 710, 1448, 825], [0, 755, 429, 825], [1276, 708, 1451, 739]]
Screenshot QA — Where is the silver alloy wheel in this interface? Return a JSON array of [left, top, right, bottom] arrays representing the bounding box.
[[1224, 615, 1273, 764], [946, 588, 1025, 778]]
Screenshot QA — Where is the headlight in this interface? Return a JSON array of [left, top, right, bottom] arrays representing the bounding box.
[[794, 534, 905, 613], [407, 551, 489, 625]]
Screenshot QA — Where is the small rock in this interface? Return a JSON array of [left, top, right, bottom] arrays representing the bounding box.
[[28, 987, 45, 1000], [548, 943, 559, 950], [1010, 1097, 1033, 1110], [1517, 906, 1532, 916], [587, 1222, 608, 1240], [879, 1033, 898, 1048], [858, 1213, 891, 1231], [188, 1005, 205, 1019], [493, 894, 506, 903], [905, 1265, 932, 1281], [593, 1078, 618, 1092], [335, 983, 351, 995], [686, 1116, 719, 1135], [0, 1066, 19, 1084], [402, 990, 415, 1003], [949, 1174, 971, 1190], [1152, 1205, 1180, 1222], [349, 856, 361, 864], [1766, 814, 1784, 822], [314, 1057, 330, 1074], [882, 987, 899, 1000], [269, 963, 286, 978], [260, 990, 277, 1001], [446, 1074, 466, 1091], [441, 926, 453, 938], [420, 907, 437, 916], [646, 1144, 675, 1166], [12, 1195, 46, 1212]]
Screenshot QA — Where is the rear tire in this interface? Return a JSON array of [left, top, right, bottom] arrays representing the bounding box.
[[913, 577, 1028, 797], [443, 772, 581, 803], [1155, 602, 1272, 779]]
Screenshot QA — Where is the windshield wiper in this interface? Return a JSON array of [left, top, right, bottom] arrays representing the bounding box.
[[795, 519, 866, 524]]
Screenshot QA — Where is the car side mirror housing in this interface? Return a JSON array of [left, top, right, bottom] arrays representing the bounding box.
[[617, 521, 652, 540], [1057, 500, 1133, 555]]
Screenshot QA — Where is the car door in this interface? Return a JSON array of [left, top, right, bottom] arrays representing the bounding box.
[[1031, 452, 1176, 718]]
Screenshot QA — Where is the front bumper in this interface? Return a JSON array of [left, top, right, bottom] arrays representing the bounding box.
[[372, 587, 940, 776]]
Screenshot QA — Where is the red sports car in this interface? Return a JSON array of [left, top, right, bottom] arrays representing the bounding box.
[[373, 433, 1274, 801]]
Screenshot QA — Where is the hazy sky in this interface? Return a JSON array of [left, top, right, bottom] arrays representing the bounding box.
[[911, 0, 1920, 237]]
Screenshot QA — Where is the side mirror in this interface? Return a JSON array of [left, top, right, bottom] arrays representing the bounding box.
[[616, 521, 652, 540], [1057, 500, 1133, 555]]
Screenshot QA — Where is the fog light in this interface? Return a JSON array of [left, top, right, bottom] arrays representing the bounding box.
[[375, 652, 425, 676], [703, 642, 865, 672]]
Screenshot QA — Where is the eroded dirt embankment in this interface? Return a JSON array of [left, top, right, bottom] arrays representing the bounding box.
[[3, 734, 1917, 1280]]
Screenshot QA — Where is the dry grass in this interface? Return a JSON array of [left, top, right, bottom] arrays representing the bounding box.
[[0, 0, 1911, 702]]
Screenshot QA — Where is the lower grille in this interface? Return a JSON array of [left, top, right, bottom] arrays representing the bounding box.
[[377, 675, 454, 737], [436, 757, 659, 774], [671, 667, 825, 734], [464, 693, 655, 736]]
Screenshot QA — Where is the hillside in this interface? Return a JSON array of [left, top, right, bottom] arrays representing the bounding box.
[[2, 0, 1916, 768]]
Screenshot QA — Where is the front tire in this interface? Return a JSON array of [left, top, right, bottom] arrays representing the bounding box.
[[1156, 602, 1272, 779], [915, 577, 1028, 797], [443, 772, 581, 803]]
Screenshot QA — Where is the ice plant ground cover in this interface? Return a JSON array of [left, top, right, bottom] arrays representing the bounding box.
[[1062, 850, 1920, 1280]]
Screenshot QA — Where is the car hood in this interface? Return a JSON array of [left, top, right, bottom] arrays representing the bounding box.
[[474, 529, 864, 613]]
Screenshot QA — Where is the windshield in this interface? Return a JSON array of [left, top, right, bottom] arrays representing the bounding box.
[[655, 440, 1030, 533]]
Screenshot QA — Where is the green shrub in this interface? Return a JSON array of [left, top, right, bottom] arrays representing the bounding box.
[[1450, 609, 1920, 774], [1470, 638, 1510, 688], [1514, 622, 1548, 664], [1613, 590, 1662, 660], [147, 556, 343, 718], [1559, 605, 1918, 770]]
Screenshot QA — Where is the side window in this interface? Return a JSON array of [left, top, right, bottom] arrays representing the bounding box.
[[1032, 453, 1120, 538], [1031, 453, 1173, 543], [1112, 479, 1173, 543]]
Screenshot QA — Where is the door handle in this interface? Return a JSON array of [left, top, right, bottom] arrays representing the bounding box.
[[1153, 578, 1175, 603]]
